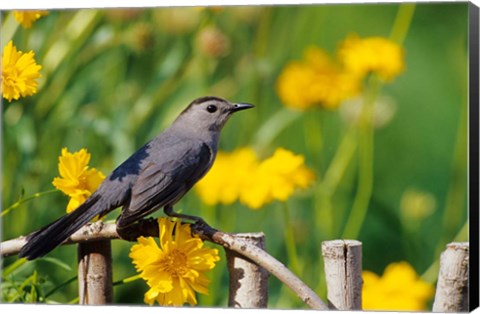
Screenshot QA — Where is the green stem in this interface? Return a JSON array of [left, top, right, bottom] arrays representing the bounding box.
[[452, 221, 469, 242], [282, 202, 301, 276], [2, 257, 28, 277], [1, 189, 59, 217], [253, 108, 302, 151], [254, 6, 272, 57], [274, 202, 304, 307], [304, 110, 324, 171], [341, 76, 381, 240], [1, 12, 19, 44], [322, 126, 358, 195], [389, 3, 416, 44], [68, 297, 80, 304], [315, 126, 357, 237], [44, 276, 77, 298], [439, 97, 468, 246], [112, 274, 141, 286], [420, 221, 468, 283], [341, 3, 415, 240]]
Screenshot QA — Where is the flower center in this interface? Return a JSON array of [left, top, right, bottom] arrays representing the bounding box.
[[160, 248, 188, 277]]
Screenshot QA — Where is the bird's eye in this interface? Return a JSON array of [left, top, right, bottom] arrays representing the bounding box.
[[206, 105, 218, 113]]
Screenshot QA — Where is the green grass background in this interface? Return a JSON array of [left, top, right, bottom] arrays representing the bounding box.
[[2, 3, 468, 308]]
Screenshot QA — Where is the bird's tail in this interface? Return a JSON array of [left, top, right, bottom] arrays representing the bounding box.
[[18, 195, 104, 260]]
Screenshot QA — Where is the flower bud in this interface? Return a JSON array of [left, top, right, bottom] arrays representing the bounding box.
[[196, 26, 231, 58]]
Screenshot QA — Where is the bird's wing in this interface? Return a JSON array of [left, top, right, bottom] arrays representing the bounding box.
[[117, 140, 212, 226]]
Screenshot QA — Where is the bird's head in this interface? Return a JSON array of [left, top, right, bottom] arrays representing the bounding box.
[[174, 96, 254, 133]]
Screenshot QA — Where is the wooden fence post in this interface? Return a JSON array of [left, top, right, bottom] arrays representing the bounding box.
[[226, 232, 269, 308], [322, 239, 363, 310], [432, 242, 469, 312], [77, 240, 113, 304]]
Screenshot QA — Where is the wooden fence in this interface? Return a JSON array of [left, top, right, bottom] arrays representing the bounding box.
[[1, 220, 470, 311]]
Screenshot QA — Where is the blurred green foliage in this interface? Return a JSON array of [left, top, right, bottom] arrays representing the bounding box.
[[2, 3, 468, 308]]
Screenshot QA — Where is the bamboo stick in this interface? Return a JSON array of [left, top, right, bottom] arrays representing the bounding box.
[[322, 239, 362, 310], [77, 240, 113, 304], [432, 242, 469, 312], [226, 232, 268, 308]]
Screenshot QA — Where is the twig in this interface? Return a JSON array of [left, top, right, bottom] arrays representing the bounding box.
[[0, 220, 157, 257], [1, 219, 328, 310]]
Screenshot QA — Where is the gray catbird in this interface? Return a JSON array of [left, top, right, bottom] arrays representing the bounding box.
[[18, 96, 253, 260]]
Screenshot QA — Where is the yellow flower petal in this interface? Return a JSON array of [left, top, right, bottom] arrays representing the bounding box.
[[130, 236, 162, 267], [52, 147, 105, 213], [66, 193, 89, 213], [85, 168, 106, 192], [187, 272, 211, 295], [144, 288, 159, 305], [362, 261, 434, 311], [143, 269, 173, 293], [13, 10, 49, 28]]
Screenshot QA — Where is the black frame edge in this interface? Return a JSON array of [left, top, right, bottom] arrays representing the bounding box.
[[469, 1, 480, 312]]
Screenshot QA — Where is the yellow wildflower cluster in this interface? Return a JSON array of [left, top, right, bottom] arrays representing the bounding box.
[[362, 261, 435, 311], [277, 47, 359, 110], [129, 218, 220, 306], [195, 147, 315, 209], [338, 35, 405, 81], [13, 10, 49, 28], [1, 41, 42, 102], [52, 148, 105, 213], [277, 35, 404, 110]]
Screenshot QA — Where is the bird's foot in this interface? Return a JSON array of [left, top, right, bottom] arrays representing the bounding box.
[[163, 205, 206, 225]]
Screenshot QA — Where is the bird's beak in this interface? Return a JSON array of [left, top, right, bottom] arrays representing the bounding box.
[[231, 103, 254, 112]]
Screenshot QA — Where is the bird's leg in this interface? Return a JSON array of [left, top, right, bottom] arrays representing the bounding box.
[[164, 205, 205, 224]]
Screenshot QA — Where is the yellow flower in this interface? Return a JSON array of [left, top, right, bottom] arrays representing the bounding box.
[[13, 10, 49, 28], [277, 35, 404, 110], [1, 41, 42, 102], [196, 147, 315, 209], [52, 148, 105, 213], [276, 46, 359, 110], [240, 148, 315, 209], [338, 35, 405, 81], [195, 147, 258, 206], [129, 218, 220, 306], [400, 188, 436, 221], [362, 261, 435, 311]]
